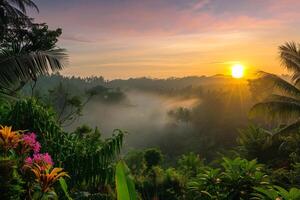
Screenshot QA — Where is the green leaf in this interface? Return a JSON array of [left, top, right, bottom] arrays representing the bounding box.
[[59, 177, 72, 200], [115, 160, 137, 200], [0, 48, 67, 92]]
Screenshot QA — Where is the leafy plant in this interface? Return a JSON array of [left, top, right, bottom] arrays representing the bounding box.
[[0, 125, 71, 199], [253, 186, 300, 200], [177, 152, 203, 178], [115, 160, 137, 200], [59, 177, 72, 200], [188, 157, 270, 200], [125, 150, 146, 176], [29, 164, 69, 193], [250, 42, 300, 136], [237, 125, 292, 166], [0, 125, 21, 154], [0, 157, 24, 200], [4, 98, 124, 192], [221, 157, 269, 199], [188, 168, 223, 200]]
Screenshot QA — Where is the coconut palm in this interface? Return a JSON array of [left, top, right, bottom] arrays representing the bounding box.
[[0, 44, 67, 96], [0, 0, 38, 25], [0, 0, 67, 96], [250, 42, 300, 135]]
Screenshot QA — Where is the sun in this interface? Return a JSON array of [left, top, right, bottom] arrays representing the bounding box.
[[231, 64, 245, 79]]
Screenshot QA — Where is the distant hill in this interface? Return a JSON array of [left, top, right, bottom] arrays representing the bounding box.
[[107, 74, 247, 92], [23, 73, 249, 99]]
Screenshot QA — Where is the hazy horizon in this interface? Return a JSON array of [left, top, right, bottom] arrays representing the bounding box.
[[53, 71, 288, 81]]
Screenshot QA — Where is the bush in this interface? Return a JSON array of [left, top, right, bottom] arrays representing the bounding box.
[[0, 125, 69, 199], [0, 157, 24, 200], [3, 98, 124, 194], [187, 157, 270, 200], [237, 125, 293, 167], [144, 148, 163, 169], [177, 152, 203, 178]]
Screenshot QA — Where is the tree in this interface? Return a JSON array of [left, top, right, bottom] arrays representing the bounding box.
[[44, 82, 84, 126], [144, 148, 163, 169], [1, 22, 62, 51], [0, 0, 38, 38], [125, 150, 146, 176], [0, 1, 67, 97], [250, 42, 300, 136], [177, 152, 203, 177]]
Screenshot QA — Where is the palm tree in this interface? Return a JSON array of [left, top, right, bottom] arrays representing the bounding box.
[[250, 42, 300, 135], [0, 0, 38, 25], [0, 45, 67, 96], [0, 1, 67, 96]]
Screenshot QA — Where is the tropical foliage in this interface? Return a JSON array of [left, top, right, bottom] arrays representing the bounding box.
[[1, 98, 124, 192], [0, 0, 66, 96], [2, 0, 300, 199], [251, 42, 300, 135], [0, 125, 69, 199], [115, 160, 137, 200], [253, 186, 300, 200]]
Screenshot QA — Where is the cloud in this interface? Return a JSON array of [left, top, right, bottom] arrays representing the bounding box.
[[34, 1, 283, 38], [192, 0, 211, 10], [31, 0, 300, 78], [61, 34, 94, 43]]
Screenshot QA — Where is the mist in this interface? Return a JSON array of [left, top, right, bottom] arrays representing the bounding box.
[[32, 74, 253, 159], [75, 90, 199, 150]]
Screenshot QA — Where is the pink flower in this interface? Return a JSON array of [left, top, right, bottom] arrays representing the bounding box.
[[38, 153, 53, 166], [24, 153, 54, 170], [25, 157, 33, 165], [22, 132, 41, 153]]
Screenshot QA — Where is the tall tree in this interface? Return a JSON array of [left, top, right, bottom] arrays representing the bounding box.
[[0, 0, 38, 35], [250, 42, 300, 135], [0, 0, 67, 96]]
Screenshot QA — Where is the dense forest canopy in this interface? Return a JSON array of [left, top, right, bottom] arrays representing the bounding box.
[[23, 73, 253, 161]]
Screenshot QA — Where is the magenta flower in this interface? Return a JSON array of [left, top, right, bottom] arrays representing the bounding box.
[[25, 157, 33, 165], [25, 153, 54, 170], [22, 132, 41, 153]]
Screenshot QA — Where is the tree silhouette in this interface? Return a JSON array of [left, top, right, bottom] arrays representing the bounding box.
[[251, 42, 300, 135], [0, 1, 67, 96]]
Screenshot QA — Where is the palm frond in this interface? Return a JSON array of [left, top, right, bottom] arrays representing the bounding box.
[[0, 48, 68, 90], [266, 94, 300, 104], [0, 0, 38, 26], [250, 101, 300, 122], [0, 2, 26, 21], [274, 120, 300, 137], [279, 42, 300, 80], [9, 0, 39, 13], [292, 72, 300, 86], [257, 71, 300, 98]]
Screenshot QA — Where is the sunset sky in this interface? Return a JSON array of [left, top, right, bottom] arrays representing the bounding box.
[[31, 0, 300, 79]]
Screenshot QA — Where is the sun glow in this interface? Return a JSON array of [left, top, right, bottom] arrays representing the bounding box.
[[231, 64, 245, 79]]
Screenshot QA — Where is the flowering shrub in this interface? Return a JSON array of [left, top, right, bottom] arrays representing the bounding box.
[[0, 125, 21, 153], [25, 153, 54, 170], [0, 125, 70, 199], [31, 164, 70, 193], [21, 132, 41, 153]]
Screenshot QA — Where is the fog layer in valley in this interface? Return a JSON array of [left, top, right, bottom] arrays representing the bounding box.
[[32, 74, 253, 159], [78, 90, 199, 150]]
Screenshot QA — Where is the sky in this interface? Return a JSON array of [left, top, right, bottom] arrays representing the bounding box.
[[30, 0, 300, 79]]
